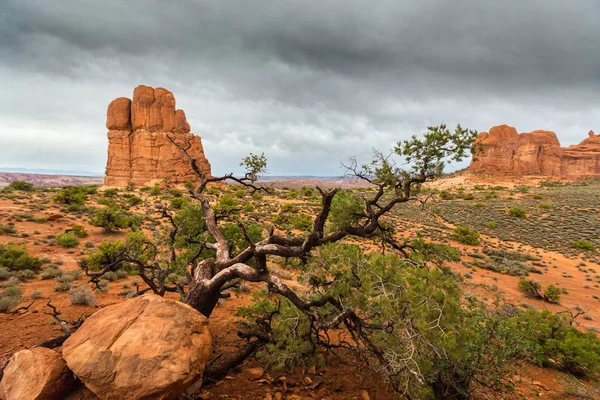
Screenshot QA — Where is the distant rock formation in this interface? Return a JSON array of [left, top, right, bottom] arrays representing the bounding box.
[[469, 125, 600, 178], [104, 85, 211, 186]]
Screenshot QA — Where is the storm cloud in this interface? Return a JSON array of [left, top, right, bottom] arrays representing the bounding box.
[[1, 0, 599, 175]]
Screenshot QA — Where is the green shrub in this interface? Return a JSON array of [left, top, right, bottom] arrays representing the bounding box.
[[291, 214, 313, 231], [235, 189, 246, 198], [508, 207, 527, 218], [474, 202, 485, 208], [328, 190, 363, 231], [0, 224, 17, 235], [103, 188, 119, 197], [452, 226, 481, 245], [57, 232, 80, 248], [517, 279, 542, 298], [6, 180, 35, 192], [71, 225, 88, 238], [543, 284, 561, 304], [485, 221, 496, 228], [90, 206, 133, 233], [31, 289, 43, 299], [150, 184, 161, 196], [0, 244, 42, 271], [170, 197, 190, 210], [538, 202, 553, 209], [572, 240, 595, 251], [53, 186, 94, 206]]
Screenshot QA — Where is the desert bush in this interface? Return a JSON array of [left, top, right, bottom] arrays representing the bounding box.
[[0, 285, 23, 312], [126, 195, 143, 207], [327, 190, 363, 231], [71, 225, 88, 238], [518, 279, 542, 298], [291, 213, 313, 231], [507, 309, 600, 376], [170, 197, 189, 210], [572, 240, 595, 251], [57, 232, 80, 248], [217, 194, 237, 213], [0, 224, 17, 235], [300, 187, 314, 197], [54, 281, 71, 292], [53, 186, 95, 206], [16, 269, 35, 281], [150, 184, 161, 196], [508, 207, 527, 218], [235, 189, 246, 198], [0, 267, 13, 280], [90, 205, 133, 233], [452, 226, 481, 245], [543, 284, 561, 303], [103, 188, 119, 197], [168, 189, 183, 198], [40, 267, 62, 280], [30, 289, 43, 299], [538, 201, 553, 209], [0, 244, 42, 271], [485, 221, 496, 228], [6, 180, 35, 192], [69, 285, 95, 306]]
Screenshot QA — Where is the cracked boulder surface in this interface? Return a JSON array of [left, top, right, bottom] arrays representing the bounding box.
[[0, 347, 74, 400], [61, 294, 212, 400]]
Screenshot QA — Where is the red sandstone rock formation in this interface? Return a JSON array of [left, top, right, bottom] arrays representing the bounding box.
[[469, 125, 600, 178], [104, 85, 211, 186]]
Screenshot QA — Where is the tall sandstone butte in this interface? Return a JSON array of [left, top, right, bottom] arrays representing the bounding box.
[[469, 125, 600, 178], [105, 85, 211, 186]]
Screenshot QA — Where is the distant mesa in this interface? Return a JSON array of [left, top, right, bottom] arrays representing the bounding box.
[[468, 125, 600, 178], [104, 85, 211, 186]]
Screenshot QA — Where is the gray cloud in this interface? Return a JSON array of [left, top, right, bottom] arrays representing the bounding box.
[[1, 0, 599, 175]]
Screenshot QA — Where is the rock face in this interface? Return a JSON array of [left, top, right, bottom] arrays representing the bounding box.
[[469, 125, 600, 178], [0, 347, 74, 400], [62, 294, 212, 400], [105, 85, 212, 186]]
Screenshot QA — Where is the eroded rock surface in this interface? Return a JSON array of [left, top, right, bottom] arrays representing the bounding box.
[[469, 125, 600, 178], [62, 294, 212, 400], [0, 347, 74, 400], [105, 85, 212, 186]]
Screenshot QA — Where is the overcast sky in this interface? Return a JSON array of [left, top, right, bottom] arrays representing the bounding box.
[[1, 0, 599, 176]]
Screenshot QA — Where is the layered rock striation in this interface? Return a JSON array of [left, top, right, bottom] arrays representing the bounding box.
[[105, 85, 211, 186], [469, 125, 600, 178]]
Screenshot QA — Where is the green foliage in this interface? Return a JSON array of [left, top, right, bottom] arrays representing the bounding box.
[[504, 309, 600, 376], [397, 124, 479, 177], [235, 189, 246, 198], [221, 223, 263, 255], [0, 224, 17, 235], [150, 184, 161, 196], [508, 206, 527, 218], [6, 180, 35, 192], [518, 278, 542, 298], [485, 221, 496, 228], [240, 246, 523, 398], [53, 186, 94, 206], [239, 152, 268, 182], [71, 225, 88, 238], [170, 197, 190, 210], [103, 188, 119, 197], [538, 201, 553, 209], [300, 187, 314, 197], [57, 232, 80, 248], [452, 226, 481, 245], [90, 205, 134, 233], [328, 190, 363, 231], [572, 240, 595, 251], [290, 213, 313, 231], [217, 194, 237, 213], [543, 284, 561, 304], [0, 244, 42, 271]]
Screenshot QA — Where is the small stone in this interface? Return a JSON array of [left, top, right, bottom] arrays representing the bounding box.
[[274, 392, 283, 400], [243, 367, 265, 380], [360, 390, 371, 400], [303, 376, 313, 385]]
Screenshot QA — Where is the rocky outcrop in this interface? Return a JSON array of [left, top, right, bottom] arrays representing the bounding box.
[[0, 347, 74, 400], [104, 85, 212, 187], [469, 125, 600, 178], [62, 294, 212, 400]]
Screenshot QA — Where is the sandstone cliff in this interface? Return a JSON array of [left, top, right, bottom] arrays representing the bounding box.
[[469, 125, 600, 178], [104, 85, 211, 186]]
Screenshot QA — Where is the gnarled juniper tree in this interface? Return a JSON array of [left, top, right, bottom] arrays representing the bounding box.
[[81, 124, 533, 398]]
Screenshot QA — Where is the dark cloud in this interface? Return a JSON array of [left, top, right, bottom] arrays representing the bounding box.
[[1, 0, 599, 175]]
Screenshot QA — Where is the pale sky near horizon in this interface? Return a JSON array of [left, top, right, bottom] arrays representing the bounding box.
[[1, 1, 599, 176]]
